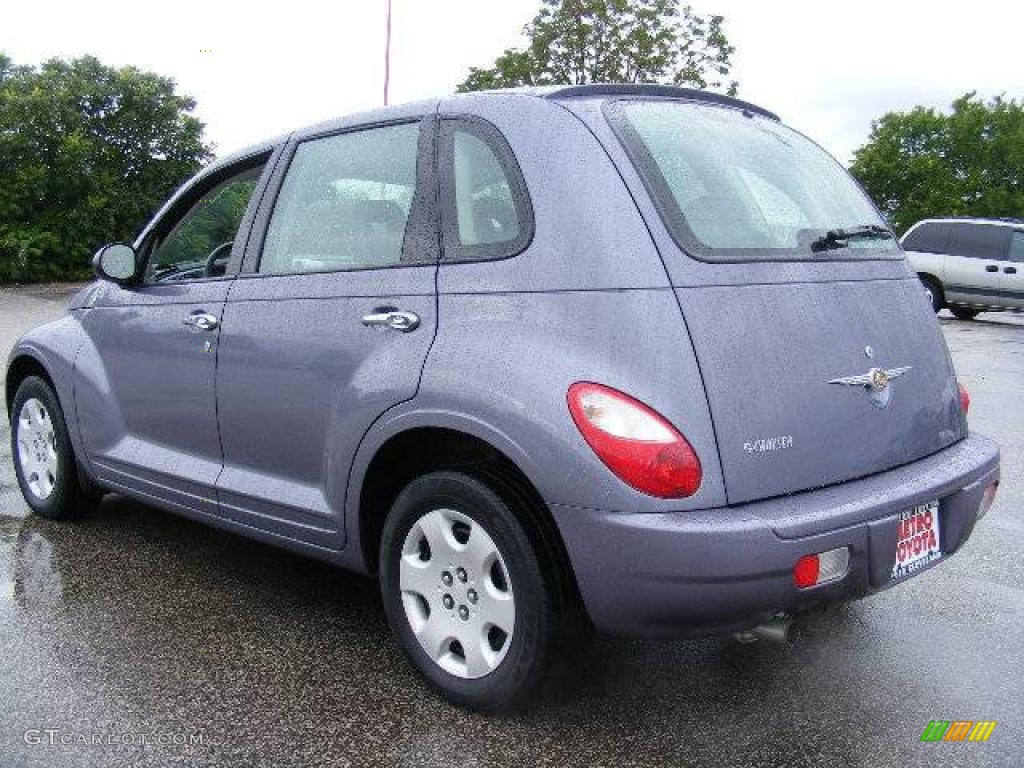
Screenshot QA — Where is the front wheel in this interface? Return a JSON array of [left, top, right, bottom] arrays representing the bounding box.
[[379, 471, 557, 712], [950, 306, 980, 321], [10, 376, 98, 519], [920, 276, 944, 313]]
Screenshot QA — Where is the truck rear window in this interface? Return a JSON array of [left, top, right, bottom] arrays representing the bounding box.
[[605, 100, 901, 262]]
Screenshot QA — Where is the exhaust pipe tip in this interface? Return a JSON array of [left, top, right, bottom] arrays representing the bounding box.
[[734, 616, 793, 645]]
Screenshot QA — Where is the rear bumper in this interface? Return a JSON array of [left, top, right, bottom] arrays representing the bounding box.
[[552, 432, 999, 638]]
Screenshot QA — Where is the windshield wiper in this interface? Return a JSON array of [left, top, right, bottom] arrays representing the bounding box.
[[810, 224, 894, 253]]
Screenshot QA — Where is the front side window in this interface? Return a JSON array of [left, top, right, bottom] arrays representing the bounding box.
[[260, 123, 421, 274], [606, 100, 900, 261], [441, 119, 532, 261], [145, 166, 263, 282], [902, 222, 952, 254]]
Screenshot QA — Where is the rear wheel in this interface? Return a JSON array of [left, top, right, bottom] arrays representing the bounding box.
[[11, 376, 99, 519], [951, 306, 980, 321], [379, 471, 557, 712], [919, 275, 944, 313]]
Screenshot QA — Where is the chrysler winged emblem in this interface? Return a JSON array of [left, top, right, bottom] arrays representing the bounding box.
[[828, 365, 911, 408]]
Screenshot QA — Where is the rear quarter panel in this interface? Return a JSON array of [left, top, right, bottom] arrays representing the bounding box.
[[402, 94, 726, 515]]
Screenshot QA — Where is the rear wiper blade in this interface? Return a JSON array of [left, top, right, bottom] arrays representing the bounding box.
[[810, 224, 894, 252]]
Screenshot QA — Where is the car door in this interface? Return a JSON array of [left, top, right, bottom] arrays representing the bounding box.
[[943, 222, 1012, 307], [76, 151, 273, 513], [214, 112, 439, 550]]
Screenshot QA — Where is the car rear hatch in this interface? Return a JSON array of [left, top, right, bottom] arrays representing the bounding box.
[[676, 278, 964, 504], [577, 94, 967, 505]]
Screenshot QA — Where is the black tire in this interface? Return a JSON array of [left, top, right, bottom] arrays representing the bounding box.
[[950, 306, 980, 321], [379, 470, 558, 713], [919, 275, 944, 313], [10, 376, 98, 519]]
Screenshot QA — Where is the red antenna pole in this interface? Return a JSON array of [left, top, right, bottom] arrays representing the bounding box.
[[384, 0, 392, 105]]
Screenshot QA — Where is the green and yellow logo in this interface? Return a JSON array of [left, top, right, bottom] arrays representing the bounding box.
[[921, 720, 997, 742]]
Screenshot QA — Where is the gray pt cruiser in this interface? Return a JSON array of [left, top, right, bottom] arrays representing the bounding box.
[[6, 84, 1000, 711]]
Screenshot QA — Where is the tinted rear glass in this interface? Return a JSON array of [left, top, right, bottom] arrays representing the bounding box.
[[947, 223, 1011, 260], [606, 100, 900, 262], [902, 222, 951, 254]]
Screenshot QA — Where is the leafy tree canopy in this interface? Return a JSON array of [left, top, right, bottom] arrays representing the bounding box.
[[850, 93, 1024, 234], [457, 0, 737, 95], [0, 53, 212, 282]]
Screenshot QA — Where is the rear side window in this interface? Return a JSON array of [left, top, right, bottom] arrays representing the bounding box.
[[259, 122, 421, 274], [605, 100, 900, 262], [439, 117, 533, 261], [1007, 231, 1024, 263], [946, 223, 1011, 260], [902, 222, 951, 254]]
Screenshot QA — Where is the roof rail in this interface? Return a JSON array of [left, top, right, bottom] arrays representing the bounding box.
[[540, 83, 779, 121]]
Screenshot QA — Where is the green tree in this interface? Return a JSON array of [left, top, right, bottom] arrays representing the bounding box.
[[850, 93, 1024, 234], [458, 0, 737, 94], [0, 54, 212, 282]]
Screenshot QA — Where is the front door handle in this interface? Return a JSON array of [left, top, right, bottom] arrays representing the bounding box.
[[183, 310, 219, 332], [1005, 266, 1018, 274], [361, 309, 420, 333], [985, 264, 999, 272]]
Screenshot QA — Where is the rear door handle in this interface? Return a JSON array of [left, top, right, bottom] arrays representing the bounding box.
[[985, 264, 999, 272], [361, 309, 420, 333], [1005, 266, 1018, 274], [183, 310, 219, 332]]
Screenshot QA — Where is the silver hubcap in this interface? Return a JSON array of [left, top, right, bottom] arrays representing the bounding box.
[[399, 508, 515, 679], [16, 398, 58, 500]]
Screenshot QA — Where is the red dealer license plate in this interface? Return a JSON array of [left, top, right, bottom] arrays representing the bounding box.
[[891, 500, 941, 582]]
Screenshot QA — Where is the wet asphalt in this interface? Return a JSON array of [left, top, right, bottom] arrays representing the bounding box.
[[0, 285, 1021, 768]]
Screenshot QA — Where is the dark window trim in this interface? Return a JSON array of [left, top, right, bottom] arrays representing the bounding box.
[[131, 150, 275, 286], [602, 98, 901, 264], [437, 115, 534, 264], [243, 115, 439, 277]]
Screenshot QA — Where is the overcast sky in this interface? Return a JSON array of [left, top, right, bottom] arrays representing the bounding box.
[[4, 0, 1022, 164]]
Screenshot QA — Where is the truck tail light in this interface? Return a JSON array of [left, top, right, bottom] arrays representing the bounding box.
[[958, 382, 970, 415], [567, 382, 701, 498]]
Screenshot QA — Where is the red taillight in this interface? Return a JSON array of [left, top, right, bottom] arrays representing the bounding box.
[[958, 382, 970, 415], [567, 382, 702, 498], [793, 555, 820, 588]]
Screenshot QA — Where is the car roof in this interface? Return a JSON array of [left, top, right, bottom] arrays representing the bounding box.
[[909, 217, 1024, 230], [209, 84, 780, 164]]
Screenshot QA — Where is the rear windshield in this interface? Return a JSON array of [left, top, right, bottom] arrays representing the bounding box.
[[606, 100, 900, 262]]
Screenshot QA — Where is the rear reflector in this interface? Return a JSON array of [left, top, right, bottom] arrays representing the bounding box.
[[794, 547, 850, 589], [978, 481, 998, 521], [958, 382, 970, 415]]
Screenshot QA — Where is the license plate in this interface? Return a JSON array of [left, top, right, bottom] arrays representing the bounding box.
[[891, 500, 941, 582]]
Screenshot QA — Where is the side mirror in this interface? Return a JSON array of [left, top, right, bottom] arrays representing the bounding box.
[[92, 243, 138, 284]]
